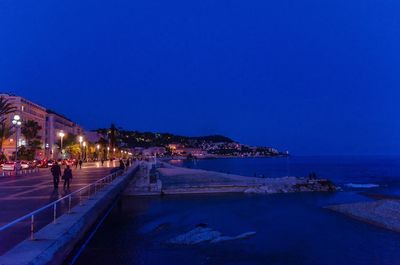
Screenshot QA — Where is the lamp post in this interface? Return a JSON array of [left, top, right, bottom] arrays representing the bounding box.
[[83, 142, 87, 161], [12, 115, 22, 165], [78, 136, 83, 160], [96, 144, 100, 160], [107, 147, 110, 160], [59, 131, 65, 159], [113, 148, 116, 159]]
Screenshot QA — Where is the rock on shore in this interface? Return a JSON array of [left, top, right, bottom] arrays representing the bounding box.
[[168, 224, 256, 245], [244, 178, 337, 194], [327, 199, 400, 232]]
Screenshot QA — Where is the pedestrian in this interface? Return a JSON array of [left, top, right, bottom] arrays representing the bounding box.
[[119, 159, 125, 171], [126, 158, 130, 167], [79, 159, 83, 169], [101, 159, 104, 166], [50, 161, 62, 189], [62, 165, 73, 189], [75, 159, 78, 169]]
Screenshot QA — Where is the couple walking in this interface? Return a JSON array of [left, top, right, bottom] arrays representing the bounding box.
[[51, 162, 73, 190]]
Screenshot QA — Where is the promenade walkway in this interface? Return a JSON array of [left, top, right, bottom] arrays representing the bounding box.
[[0, 161, 118, 255]]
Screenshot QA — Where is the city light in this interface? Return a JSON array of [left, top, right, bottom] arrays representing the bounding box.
[[12, 114, 22, 126], [79, 136, 83, 143], [58, 131, 65, 158], [12, 115, 22, 164]]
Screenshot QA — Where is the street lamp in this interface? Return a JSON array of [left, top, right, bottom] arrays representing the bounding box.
[[107, 146, 110, 160], [96, 144, 100, 160], [59, 131, 65, 159], [78, 136, 83, 160], [83, 141, 87, 161], [12, 115, 22, 164]]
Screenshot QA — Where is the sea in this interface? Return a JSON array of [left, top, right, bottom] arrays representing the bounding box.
[[73, 156, 400, 265]]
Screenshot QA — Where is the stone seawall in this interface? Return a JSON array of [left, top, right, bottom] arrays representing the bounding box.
[[125, 162, 336, 196], [0, 166, 138, 265]]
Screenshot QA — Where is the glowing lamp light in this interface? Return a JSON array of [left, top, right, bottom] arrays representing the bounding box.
[[12, 115, 22, 126]]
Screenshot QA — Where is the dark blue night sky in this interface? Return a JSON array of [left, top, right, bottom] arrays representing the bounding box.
[[1, 0, 399, 155]]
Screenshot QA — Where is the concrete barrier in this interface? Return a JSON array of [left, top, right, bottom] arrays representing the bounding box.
[[0, 165, 138, 265]]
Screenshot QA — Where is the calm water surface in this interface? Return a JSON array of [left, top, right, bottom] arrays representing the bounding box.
[[75, 156, 400, 265]]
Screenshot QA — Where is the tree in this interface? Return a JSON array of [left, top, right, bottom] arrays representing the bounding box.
[[109, 123, 119, 149], [65, 143, 81, 159], [61, 134, 79, 158], [20, 120, 42, 160], [0, 97, 16, 154]]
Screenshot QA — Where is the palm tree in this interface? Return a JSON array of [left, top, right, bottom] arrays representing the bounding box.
[[0, 97, 16, 154], [109, 123, 119, 150]]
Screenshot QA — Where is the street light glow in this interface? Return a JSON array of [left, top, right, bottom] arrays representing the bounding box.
[[79, 136, 83, 143], [12, 115, 22, 126], [97, 144, 100, 150], [83, 141, 86, 147], [59, 132, 65, 138]]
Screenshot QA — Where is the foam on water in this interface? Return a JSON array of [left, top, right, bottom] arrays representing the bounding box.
[[345, 183, 380, 188]]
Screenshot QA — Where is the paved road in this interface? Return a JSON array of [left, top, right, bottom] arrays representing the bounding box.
[[0, 161, 119, 254]]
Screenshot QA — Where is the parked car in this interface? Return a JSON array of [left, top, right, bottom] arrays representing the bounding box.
[[47, 160, 56, 167], [20, 161, 30, 169], [37, 160, 48, 168], [3, 162, 21, 171]]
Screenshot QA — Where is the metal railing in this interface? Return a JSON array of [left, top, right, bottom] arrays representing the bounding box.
[[0, 168, 127, 244]]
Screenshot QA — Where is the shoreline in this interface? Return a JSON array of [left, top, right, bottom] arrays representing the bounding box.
[[327, 199, 400, 233], [163, 154, 289, 161]]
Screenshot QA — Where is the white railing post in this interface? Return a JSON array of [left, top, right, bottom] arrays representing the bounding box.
[[68, 195, 72, 213], [53, 203, 57, 224], [30, 215, 35, 240]]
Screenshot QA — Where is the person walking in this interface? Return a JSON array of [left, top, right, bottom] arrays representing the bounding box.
[[62, 165, 73, 190], [74, 159, 78, 169], [79, 159, 83, 169], [119, 159, 125, 171], [51, 162, 62, 189], [101, 159, 104, 166]]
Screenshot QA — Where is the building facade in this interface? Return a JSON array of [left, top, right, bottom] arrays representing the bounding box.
[[46, 110, 83, 159], [0, 93, 83, 160]]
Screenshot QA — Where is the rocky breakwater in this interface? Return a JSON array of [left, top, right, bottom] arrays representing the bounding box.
[[244, 177, 337, 194], [156, 163, 337, 195]]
